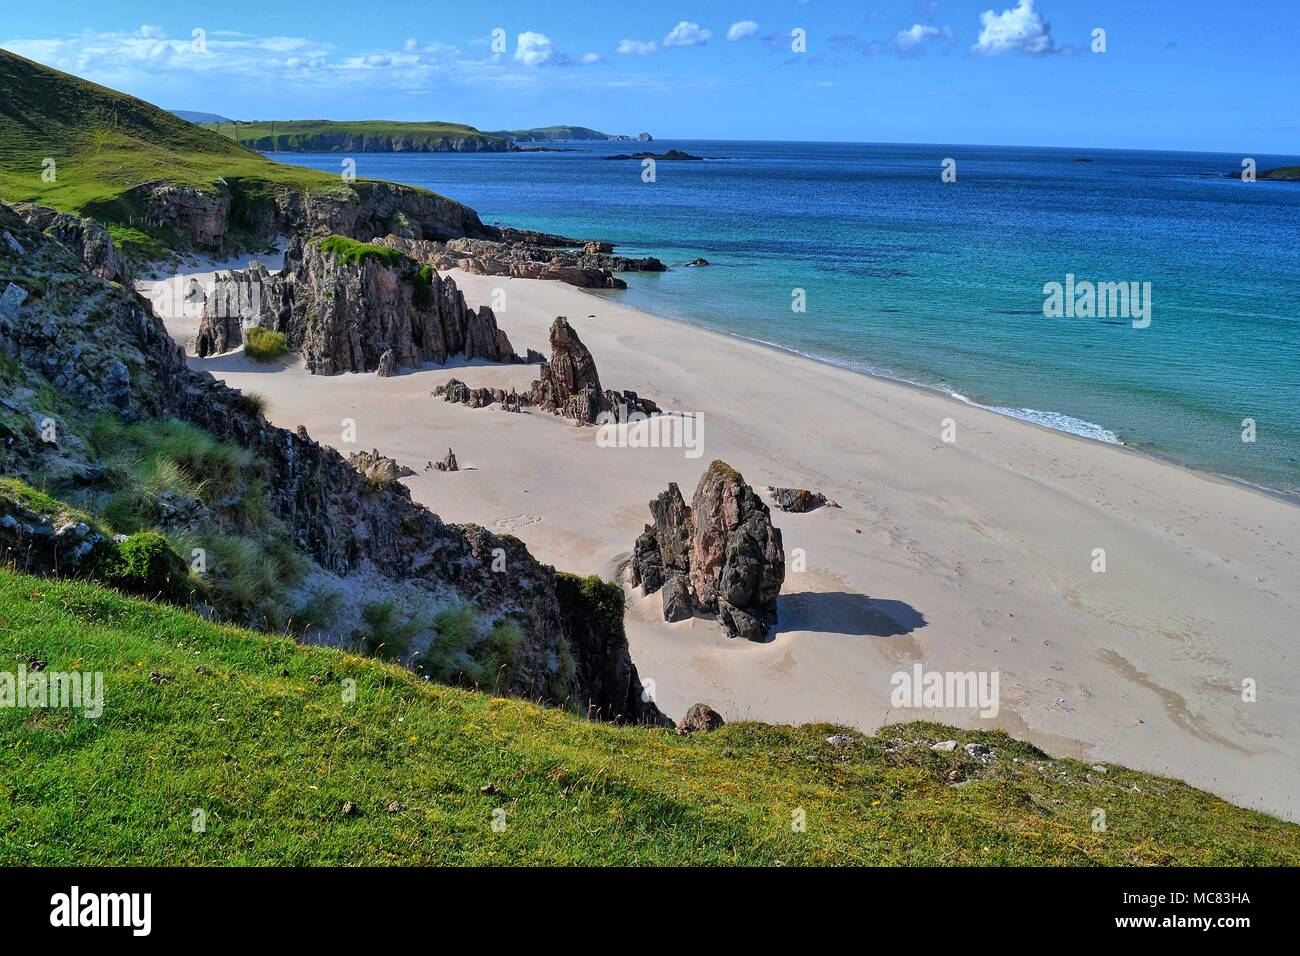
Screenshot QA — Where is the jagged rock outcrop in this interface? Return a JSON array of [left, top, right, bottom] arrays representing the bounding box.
[[768, 487, 839, 513], [0, 199, 669, 726], [529, 317, 660, 424], [379, 231, 666, 290], [629, 461, 785, 642], [627, 483, 693, 596], [196, 239, 521, 374], [434, 379, 529, 412], [12, 204, 132, 284], [194, 261, 284, 357], [433, 448, 458, 472], [348, 449, 417, 483]]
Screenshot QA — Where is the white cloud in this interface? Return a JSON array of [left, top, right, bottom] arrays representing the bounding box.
[[893, 23, 953, 56], [581, 52, 602, 64], [971, 0, 1056, 56], [663, 21, 712, 47], [514, 31, 556, 67], [727, 20, 759, 42], [617, 38, 660, 56], [0, 25, 539, 100], [621, 20, 714, 55]]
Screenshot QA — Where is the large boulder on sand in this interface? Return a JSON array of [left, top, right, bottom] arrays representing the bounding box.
[[628, 460, 785, 641]]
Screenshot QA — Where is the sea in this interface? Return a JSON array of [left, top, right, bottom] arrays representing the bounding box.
[[269, 141, 1300, 498]]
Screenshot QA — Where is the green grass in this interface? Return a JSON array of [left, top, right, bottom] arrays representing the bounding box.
[[317, 234, 408, 269], [357, 599, 428, 661], [0, 51, 463, 255], [204, 119, 509, 153], [243, 328, 288, 363], [0, 51, 342, 220], [0, 570, 1295, 866], [88, 416, 250, 515]]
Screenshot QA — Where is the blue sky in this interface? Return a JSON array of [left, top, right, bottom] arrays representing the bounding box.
[[3, 0, 1297, 153]]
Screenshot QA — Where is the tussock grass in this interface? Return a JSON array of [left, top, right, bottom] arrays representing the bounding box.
[[243, 328, 288, 363], [356, 599, 429, 661], [0, 570, 1295, 866]]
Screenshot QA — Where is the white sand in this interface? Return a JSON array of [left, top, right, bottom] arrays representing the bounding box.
[[152, 265, 1300, 821]]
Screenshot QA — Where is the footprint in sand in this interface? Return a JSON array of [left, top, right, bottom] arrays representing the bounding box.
[[494, 513, 543, 532]]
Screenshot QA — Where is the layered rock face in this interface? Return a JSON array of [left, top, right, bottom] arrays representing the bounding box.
[[292, 241, 517, 375], [118, 178, 494, 257], [196, 239, 519, 374], [12, 204, 132, 284], [529, 317, 660, 424], [629, 461, 785, 641], [194, 261, 285, 357], [0, 199, 668, 726]]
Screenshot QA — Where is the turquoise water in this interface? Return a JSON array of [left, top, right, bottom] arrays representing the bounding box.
[[274, 142, 1300, 496]]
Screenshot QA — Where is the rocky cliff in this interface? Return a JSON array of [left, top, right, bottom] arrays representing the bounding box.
[[119, 177, 494, 259]]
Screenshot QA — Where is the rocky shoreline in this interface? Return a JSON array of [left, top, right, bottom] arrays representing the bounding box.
[[0, 198, 669, 727]]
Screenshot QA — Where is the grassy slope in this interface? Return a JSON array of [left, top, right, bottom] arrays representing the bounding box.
[[0, 50, 344, 221], [0, 571, 1295, 866], [204, 119, 509, 152]]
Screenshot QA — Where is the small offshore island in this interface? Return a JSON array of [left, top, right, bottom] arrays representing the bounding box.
[[602, 148, 706, 161]]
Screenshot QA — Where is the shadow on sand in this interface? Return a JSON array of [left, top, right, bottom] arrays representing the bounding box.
[[775, 591, 926, 638]]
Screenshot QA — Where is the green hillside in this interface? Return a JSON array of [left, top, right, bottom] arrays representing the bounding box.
[[0, 569, 1294, 865], [0, 50, 342, 220], [205, 119, 511, 152], [489, 125, 614, 142]]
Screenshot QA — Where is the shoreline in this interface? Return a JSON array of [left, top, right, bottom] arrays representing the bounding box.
[[580, 280, 1300, 509], [153, 262, 1300, 822]]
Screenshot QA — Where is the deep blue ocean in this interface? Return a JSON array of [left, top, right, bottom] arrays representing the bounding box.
[[271, 141, 1300, 497]]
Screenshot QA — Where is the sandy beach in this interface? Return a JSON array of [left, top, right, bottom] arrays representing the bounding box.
[[144, 264, 1300, 822]]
